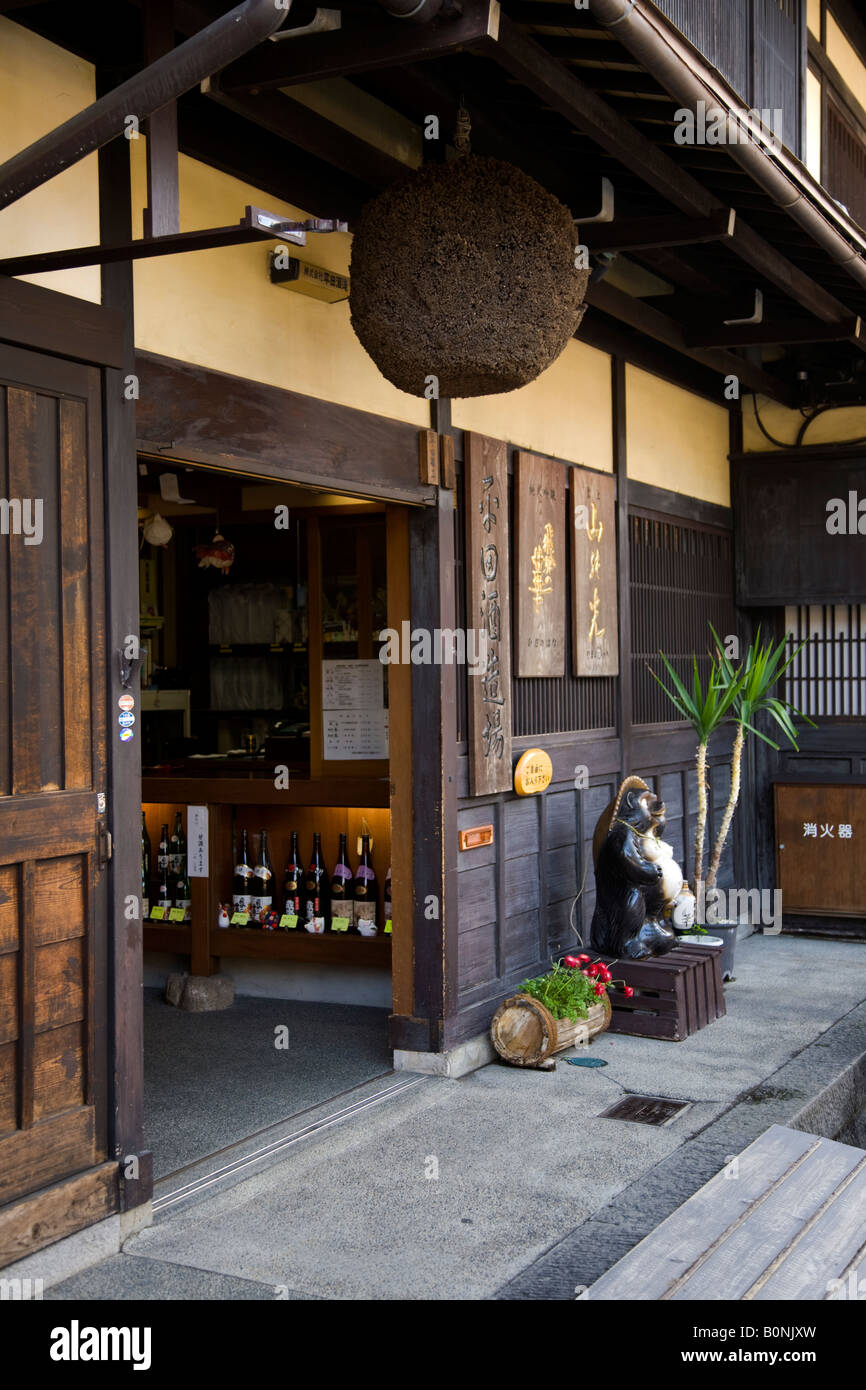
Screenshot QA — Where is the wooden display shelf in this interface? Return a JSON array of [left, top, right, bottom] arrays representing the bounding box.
[[143, 924, 192, 953], [210, 928, 391, 967]]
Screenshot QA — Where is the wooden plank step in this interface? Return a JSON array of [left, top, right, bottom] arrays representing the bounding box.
[[584, 1125, 866, 1301]]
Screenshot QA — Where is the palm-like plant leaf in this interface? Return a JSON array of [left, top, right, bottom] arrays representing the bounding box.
[[709, 624, 815, 751]]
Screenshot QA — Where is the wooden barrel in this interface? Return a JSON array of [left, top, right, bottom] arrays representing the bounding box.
[[490, 992, 611, 1067]]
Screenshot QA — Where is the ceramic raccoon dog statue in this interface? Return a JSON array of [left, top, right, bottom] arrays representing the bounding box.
[[590, 777, 678, 960]]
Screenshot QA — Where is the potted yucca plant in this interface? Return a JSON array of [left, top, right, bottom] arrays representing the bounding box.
[[649, 624, 812, 977]]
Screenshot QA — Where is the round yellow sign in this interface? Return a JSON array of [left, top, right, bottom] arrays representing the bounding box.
[[513, 748, 553, 796]]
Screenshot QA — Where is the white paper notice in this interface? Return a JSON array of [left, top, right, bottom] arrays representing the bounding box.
[[322, 659, 389, 760], [187, 805, 209, 877]]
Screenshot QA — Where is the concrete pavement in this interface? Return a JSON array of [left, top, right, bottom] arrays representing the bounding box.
[[45, 933, 866, 1301]]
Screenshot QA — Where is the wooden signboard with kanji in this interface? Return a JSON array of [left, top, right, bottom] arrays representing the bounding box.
[[465, 433, 513, 796], [515, 452, 566, 677], [571, 467, 618, 677]]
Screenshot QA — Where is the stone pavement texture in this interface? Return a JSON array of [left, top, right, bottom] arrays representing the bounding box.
[[46, 933, 866, 1301]]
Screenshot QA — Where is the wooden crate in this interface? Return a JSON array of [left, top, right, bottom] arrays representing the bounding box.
[[598, 943, 725, 1041]]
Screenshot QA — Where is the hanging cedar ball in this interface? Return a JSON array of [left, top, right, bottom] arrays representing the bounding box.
[[349, 155, 589, 398]]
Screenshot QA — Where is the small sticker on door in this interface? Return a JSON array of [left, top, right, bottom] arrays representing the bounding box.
[[118, 694, 135, 711], [118, 711, 135, 727], [119, 728, 134, 742]]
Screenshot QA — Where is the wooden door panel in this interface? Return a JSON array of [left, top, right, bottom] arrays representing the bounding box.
[[0, 1109, 96, 1206], [0, 790, 99, 862], [33, 855, 87, 946], [32, 1022, 86, 1122], [0, 346, 108, 1208], [775, 784, 861, 915]]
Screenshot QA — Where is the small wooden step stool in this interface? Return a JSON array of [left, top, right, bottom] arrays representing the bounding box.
[[599, 942, 725, 1041], [584, 1124, 866, 1300]]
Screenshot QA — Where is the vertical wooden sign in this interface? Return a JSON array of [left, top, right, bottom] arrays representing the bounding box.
[[465, 433, 513, 796], [515, 452, 567, 677], [571, 467, 618, 676]]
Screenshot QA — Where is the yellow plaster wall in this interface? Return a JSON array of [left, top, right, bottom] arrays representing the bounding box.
[[129, 141, 427, 426], [0, 18, 100, 303], [625, 365, 731, 506], [826, 13, 866, 101], [451, 338, 613, 472], [742, 396, 866, 450]]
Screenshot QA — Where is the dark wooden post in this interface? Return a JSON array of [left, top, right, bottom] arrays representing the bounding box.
[[97, 94, 152, 1209], [394, 394, 458, 1053], [613, 357, 632, 780], [142, 0, 181, 239]]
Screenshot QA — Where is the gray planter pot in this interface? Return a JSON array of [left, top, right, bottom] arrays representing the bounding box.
[[711, 923, 738, 982], [679, 924, 738, 981]]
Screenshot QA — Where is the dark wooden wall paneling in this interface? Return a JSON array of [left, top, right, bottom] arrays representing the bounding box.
[[445, 365, 741, 1048]]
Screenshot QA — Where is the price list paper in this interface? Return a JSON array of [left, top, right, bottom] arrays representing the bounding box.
[[322, 659, 389, 760]]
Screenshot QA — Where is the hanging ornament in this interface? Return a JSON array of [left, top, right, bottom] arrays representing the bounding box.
[[195, 529, 235, 575], [142, 512, 173, 548], [349, 110, 589, 399]]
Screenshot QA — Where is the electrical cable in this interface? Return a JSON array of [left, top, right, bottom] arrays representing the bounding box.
[[796, 402, 866, 447], [750, 393, 793, 449], [751, 393, 866, 449]]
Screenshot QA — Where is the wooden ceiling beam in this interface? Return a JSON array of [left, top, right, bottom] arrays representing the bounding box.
[[685, 316, 864, 349], [476, 14, 855, 325], [634, 246, 722, 297], [504, 3, 614, 33], [203, 77, 412, 190], [218, 0, 501, 93], [582, 207, 736, 253], [586, 280, 796, 405]]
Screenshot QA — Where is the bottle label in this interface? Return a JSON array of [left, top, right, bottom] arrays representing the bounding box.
[[233, 893, 252, 912], [158, 853, 168, 870], [255, 867, 273, 882], [235, 865, 253, 881], [304, 900, 325, 934], [355, 866, 375, 881], [142, 897, 150, 919], [252, 896, 273, 918], [333, 864, 352, 881], [355, 903, 377, 936]]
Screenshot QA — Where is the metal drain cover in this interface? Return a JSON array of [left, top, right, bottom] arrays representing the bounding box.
[[599, 1094, 689, 1125]]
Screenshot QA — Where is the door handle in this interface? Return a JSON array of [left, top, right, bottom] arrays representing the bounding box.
[[98, 825, 113, 867]]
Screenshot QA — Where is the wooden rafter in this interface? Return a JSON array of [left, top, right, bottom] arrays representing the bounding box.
[[586, 281, 796, 405], [218, 0, 502, 93], [476, 14, 856, 327], [685, 317, 864, 349], [582, 208, 737, 253]]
